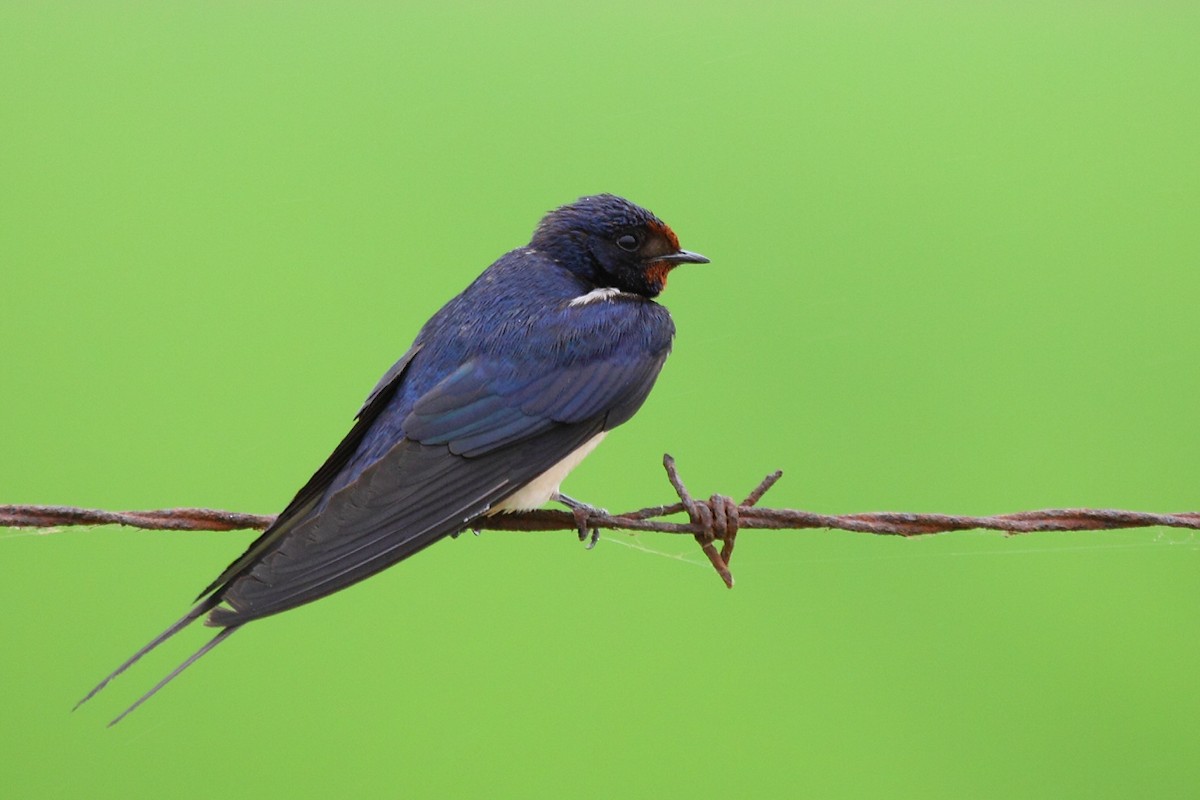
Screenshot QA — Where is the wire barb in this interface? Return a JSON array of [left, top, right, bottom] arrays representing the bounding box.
[[4, 454, 1198, 590]]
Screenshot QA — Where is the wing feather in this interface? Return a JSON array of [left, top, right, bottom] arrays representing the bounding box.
[[407, 351, 667, 456], [209, 421, 602, 625]]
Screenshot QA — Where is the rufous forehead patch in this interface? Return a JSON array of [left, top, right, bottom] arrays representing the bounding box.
[[646, 219, 680, 251]]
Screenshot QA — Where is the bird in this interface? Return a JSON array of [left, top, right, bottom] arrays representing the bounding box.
[[77, 193, 709, 725]]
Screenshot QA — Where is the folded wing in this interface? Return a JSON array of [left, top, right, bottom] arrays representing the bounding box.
[[208, 345, 668, 626]]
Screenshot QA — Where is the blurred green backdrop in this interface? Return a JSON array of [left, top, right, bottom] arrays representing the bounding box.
[[3, 2, 1198, 798]]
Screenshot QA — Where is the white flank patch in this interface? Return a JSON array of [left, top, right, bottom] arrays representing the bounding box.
[[488, 432, 608, 513], [568, 287, 624, 307]]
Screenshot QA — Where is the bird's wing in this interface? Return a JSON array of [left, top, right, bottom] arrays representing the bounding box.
[[208, 345, 668, 626]]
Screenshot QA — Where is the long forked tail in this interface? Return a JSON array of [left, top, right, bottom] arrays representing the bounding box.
[[106, 625, 240, 727], [74, 594, 233, 725]]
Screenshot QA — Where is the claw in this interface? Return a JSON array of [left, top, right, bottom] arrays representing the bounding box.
[[554, 492, 606, 548]]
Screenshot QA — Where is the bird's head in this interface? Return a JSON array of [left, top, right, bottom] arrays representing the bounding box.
[[530, 194, 709, 297]]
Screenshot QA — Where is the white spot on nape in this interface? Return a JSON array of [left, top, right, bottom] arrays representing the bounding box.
[[569, 287, 624, 307]]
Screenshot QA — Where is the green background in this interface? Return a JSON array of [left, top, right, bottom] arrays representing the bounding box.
[[3, 2, 1198, 797]]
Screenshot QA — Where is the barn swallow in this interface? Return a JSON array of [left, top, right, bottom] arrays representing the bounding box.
[[77, 194, 708, 725]]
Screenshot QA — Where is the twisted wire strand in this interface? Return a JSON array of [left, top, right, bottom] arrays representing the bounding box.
[[4, 455, 1196, 587]]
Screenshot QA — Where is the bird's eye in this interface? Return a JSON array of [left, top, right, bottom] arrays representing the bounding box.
[[616, 234, 638, 251]]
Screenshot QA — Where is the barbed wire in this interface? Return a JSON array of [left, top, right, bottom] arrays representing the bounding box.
[[3, 455, 1196, 588]]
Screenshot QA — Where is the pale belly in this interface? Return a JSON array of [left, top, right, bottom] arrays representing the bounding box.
[[487, 432, 608, 514]]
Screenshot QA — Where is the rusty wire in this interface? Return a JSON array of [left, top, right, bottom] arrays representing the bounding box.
[[3, 454, 1197, 588]]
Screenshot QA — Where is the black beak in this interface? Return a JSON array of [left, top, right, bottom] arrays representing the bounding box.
[[658, 249, 710, 265]]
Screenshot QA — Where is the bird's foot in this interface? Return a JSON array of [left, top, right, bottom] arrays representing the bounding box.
[[554, 492, 606, 550]]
